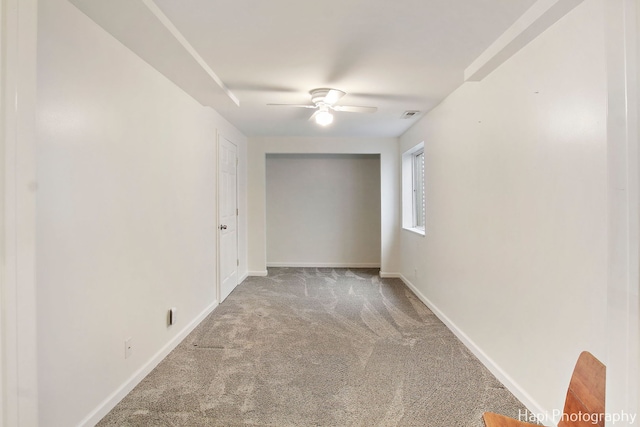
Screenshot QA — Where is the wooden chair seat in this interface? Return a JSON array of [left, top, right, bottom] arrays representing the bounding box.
[[483, 351, 606, 427]]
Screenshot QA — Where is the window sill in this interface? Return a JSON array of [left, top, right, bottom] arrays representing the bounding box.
[[403, 227, 425, 237]]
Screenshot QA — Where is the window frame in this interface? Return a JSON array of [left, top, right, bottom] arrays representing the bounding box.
[[412, 149, 425, 230], [402, 142, 426, 236]]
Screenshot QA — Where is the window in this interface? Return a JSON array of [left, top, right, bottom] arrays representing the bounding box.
[[413, 150, 425, 229], [402, 142, 425, 235]]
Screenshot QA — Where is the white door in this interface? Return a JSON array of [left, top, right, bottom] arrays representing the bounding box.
[[218, 134, 238, 302]]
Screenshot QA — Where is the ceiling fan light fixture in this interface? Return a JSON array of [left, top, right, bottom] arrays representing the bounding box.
[[267, 88, 376, 127], [315, 109, 333, 126]]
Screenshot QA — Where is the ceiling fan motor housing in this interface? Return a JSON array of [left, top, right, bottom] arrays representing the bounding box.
[[310, 88, 345, 105]]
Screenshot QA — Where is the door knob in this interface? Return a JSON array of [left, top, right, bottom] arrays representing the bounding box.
[[220, 225, 227, 230]]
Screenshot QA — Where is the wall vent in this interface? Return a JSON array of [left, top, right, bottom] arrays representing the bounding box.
[[401, 110, 420, 119]]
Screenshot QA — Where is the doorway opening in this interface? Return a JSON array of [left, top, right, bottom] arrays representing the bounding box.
[[265, 153, 381, 268]]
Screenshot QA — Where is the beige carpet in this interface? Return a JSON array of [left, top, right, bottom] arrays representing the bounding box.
[[97, 268, 529, 426]]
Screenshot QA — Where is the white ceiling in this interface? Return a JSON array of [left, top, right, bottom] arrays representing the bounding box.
[[72, 0, 538, 138]]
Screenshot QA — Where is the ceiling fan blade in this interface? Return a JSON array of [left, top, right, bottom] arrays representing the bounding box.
[[267, 104, 317, 109], [323, 89, 346, 106], [332, 105, 377, 113]]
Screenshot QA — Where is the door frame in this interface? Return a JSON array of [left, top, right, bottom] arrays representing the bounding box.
[[216, 130, 239, 303], [605, 0, 639, 420], [0, 0, 39, 425]]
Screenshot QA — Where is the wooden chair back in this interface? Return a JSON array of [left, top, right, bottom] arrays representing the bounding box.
[[558, 351, 606, 427], [483, 351, 605, 427]]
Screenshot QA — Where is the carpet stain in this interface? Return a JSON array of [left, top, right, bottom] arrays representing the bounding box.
[[97, 268, 530, 427]]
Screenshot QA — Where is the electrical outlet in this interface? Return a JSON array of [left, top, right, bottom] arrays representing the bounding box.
[[168, 307, 177, 326], [125, 338, 133, 359]]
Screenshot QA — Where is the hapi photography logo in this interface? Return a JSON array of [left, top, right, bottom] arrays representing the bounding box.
[[519, 409, 638, 425]]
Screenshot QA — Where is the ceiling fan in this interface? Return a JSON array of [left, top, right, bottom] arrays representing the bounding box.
[[267, 88, 377, 126]]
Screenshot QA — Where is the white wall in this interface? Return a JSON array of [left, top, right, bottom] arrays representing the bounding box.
[[36, 0, 247, 425], [398, 0, 607, 420], [266, 154, 381, 267], [248, 137, 399, 276]]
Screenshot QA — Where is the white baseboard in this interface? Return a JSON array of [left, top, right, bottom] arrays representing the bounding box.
[[248, 270, 268, 277], [379, 272, 402, 278], [79, 300, 219, 426], [238, 270, 249, 283], [266, 262, 381, 268], [397, 274, 549, 423]]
